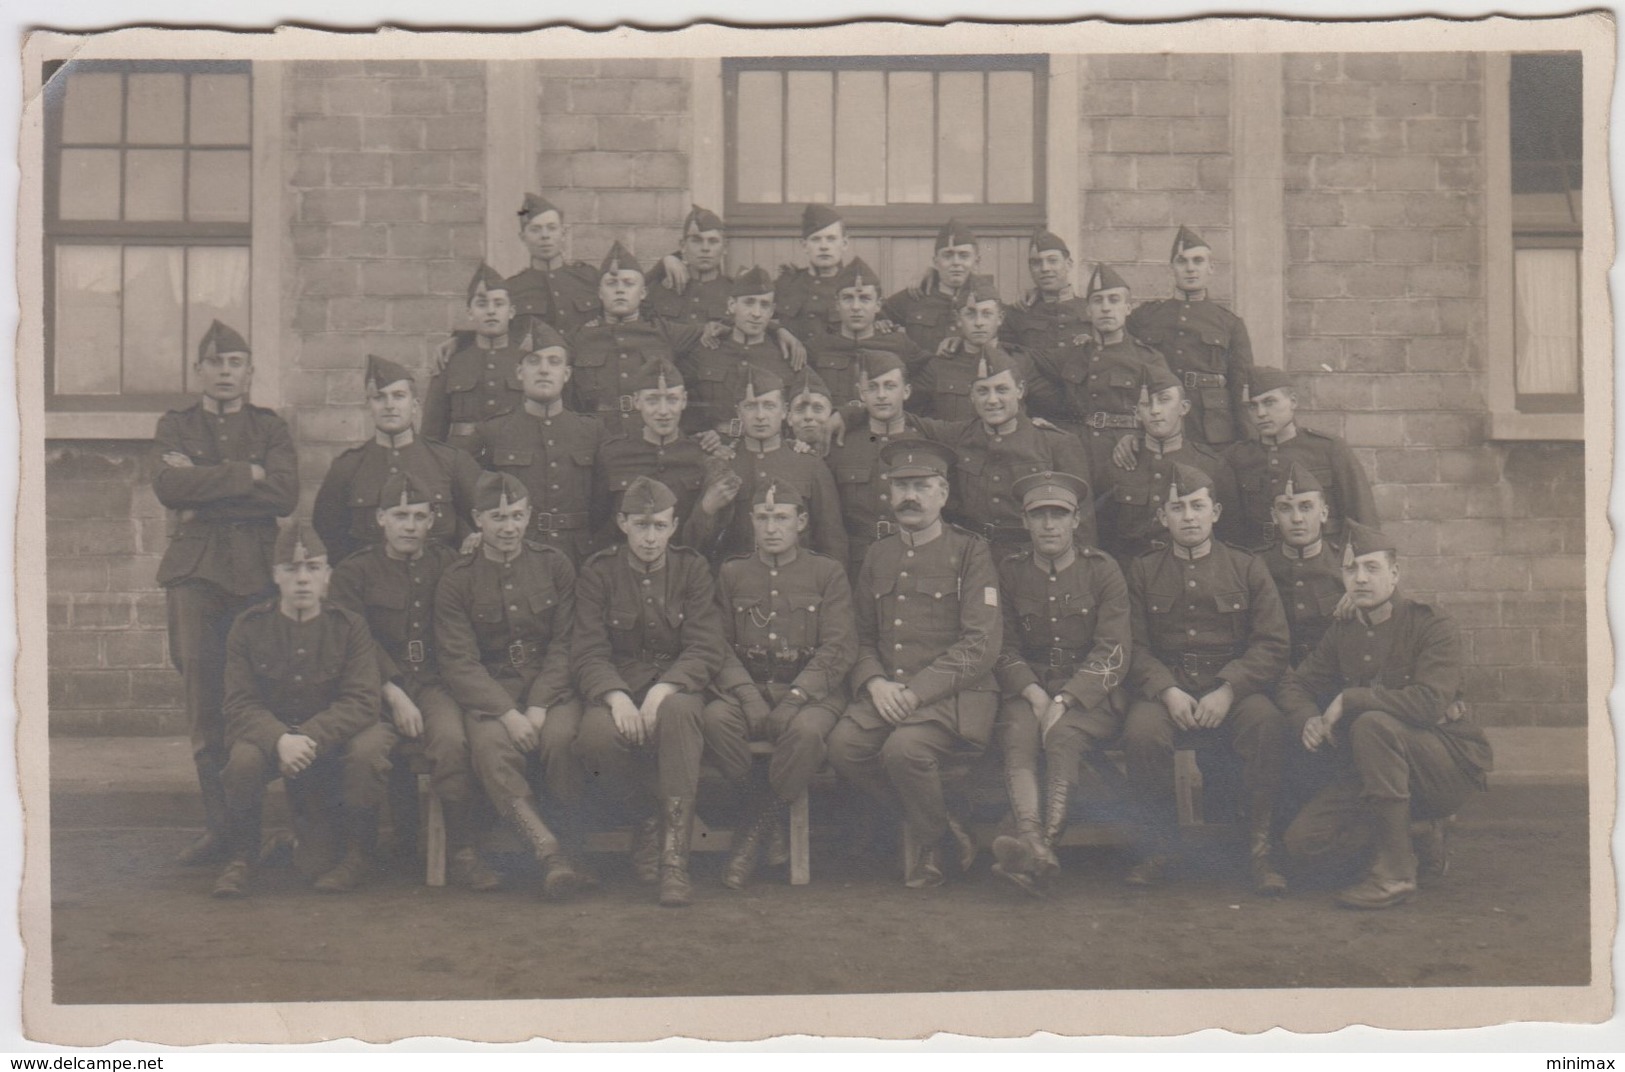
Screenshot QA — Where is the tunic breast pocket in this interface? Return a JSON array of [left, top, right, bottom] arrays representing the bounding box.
[[570, 446, 597, 472], [813, 350, 851, 372], [495, 448, 533, 470], [606, 601, 644, 640], [1105, 367, 1139, 400], [1114, 483, 1150, 507], [367, 586, 409, 637], [572, 297, 598, 314], [695, 363, 731, 386], [1214, 589, 1249, 639], [470, 603, 505, 634], [788, 596, 823, 647], [907, 307, 944, 328], [904, 572, 959, 628], [936, 370, 972, 398], [835, 465, 871, 491], [445, 362, 481, 394]]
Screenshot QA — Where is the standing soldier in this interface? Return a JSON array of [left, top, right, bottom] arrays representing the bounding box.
[[328, 474, 498, 890], [1127, 225, 1254, 448], [646, 205, 735, 326], [422, 265, 530, 454], [1001, 227, 1091, 355], [467, 325, 605, 565], [573, 477, 729, 907], [701, 480, 858, 890], [1225, 367, 1379, 552], [827, 439, 1003, 889], [684, 366, 847, 566], [989, 471, 1130, 897], [911, 276, 1043, 424], [314, 355, 480, 565], [1280, 522, 1492, 909], [823, 350, 929, 578], [775, 203, 851, 343], [882, 218, 982, 356], [504, 193, 602, 337], [1121, 462, 1291, 894], [680, 266, 796, 436], [213, 521, 386, 897], [434, 471, 590, 900], [1263, 462, 1347, 670], [154, 320, 299, 866], [805, 256, 924, 408]]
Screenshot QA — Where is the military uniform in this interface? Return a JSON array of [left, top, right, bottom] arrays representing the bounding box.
[[1099, 433, 1240, 561], [825, 413, 928, 579], [1000, 227, 1091, 354], [678, 267, 797, 436], [505, 192, 603, 336], [567, 320, 707, 441], [1030, 335, 1172, 484], [1268, 541, 1345, 668], [646, 270, 734, 327], [805, 325, 924, 410], [911, 340, 1045, 424], [882, 285, 963, 358], [154, 321, 299, 860], [468, 404, 605, 563]]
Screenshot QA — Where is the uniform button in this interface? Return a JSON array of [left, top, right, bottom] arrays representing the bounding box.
[[1187, 629, 1197, 636], [894, 619, 903, 626], [296, 648, 305, 654], [414, 601, 421, 608], [1295, 580, 1303, 587], [770, 590, 779, 596], [906, 551, 914, 558], [768, 633, 777, 641], [505, 583, 512, 589], [894, 643, 903, 650], [294, 675, 303, 682], [509, 604, 518, 611], [897, 595, 907, 602], [1188, 581, 1196, 588], [1363, 654, 1372, 662]]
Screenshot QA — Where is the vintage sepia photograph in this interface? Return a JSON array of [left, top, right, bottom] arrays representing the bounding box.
[[12, 12, 1614, 1045]]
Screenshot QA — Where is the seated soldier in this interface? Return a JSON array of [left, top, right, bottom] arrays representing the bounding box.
[[573, 477, 728, 907], [827, 439, 1002, 890], [1001, 227, 1091, 354], [314, 354, 481, 565], [804, 256, 925, 408], [883, 218, 983, 357], [467, 324, 604, 565], [910, 276, 1043, 424], [434, 472, 589, 900], [1121, 462, 1290, 895], [213, 521, 387, 898], [684, 366, 846, 567], [329, 474, 498, 890], [990, 471, 1130, 897], [1280, 522, 1492, 909], [1225, 367, 1379, 552], [422, 265, 531, 454], [680, 266, 797, 436], [701, 480, 857, 890]]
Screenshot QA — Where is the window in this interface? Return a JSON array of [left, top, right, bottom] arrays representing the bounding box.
[[44, 60, 253, 412]]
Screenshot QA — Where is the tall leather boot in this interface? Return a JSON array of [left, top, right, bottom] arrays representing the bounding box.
[[658, 796, 696, 908], [508, 797, 585, 901], [179, 767, 231, 865], [314, 807, 377, 893], [443, 801, 501, 892], [1248, 789, 1288, 897], [992, 765, 1044, 896], [629, 811, 661, 884], [1337, 799, 1417, 909], [211, 804, 260, 898], [1035, 774, 1071, 883], [722, 786, 774, 891]]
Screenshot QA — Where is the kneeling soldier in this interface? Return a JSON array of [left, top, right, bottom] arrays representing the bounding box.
[[214, 521, 386, 897], [1280, 522, 1492, 909], [329, 473, 498, 890], [1121, 462, 1291, 894], [435, 472, 589, 900], [702, 480, 857, 889], [573, 477, 728, 907], [990, 471, 1130, 896]]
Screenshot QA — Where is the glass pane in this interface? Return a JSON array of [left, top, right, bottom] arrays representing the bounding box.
[[57, 148, 122, 220], [834, 71, 886, 206], [936, 71, 984, 204], [190, 73, 251, 145], [59, 71, 122, 144], [987, 70, 1035, 204], [887, 72, 934, 203], [734, 71, 784, 204], [54, 245, 123, 395], [188, 150, 251, 222], [124, 149, 185, 221], [185, 246, 252, 392], [122, 247, 186, 394], [784, 71, 834, 204], [1514, 248, 1581, 396], [126, 73, 185, 144]]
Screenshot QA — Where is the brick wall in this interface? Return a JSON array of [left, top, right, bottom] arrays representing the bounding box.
[[1282, 53, 1585, 729]]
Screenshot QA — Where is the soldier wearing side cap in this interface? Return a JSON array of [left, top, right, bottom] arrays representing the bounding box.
[[685, 365, 847, 567], [573, 476, 729, 907], [1126, 225, 1255, 448], [785, 366, 838, 457], [827, 439, 1003, 890], [1098, 361, 1241, 562], [328, 474, 498, 890], [1001, 227, 1093, 355], [1262, 461, 1348, 670], [645, 205, 736, 326], [504, 193, 603, 337], [1279, 521, 1492, 910], [433, 471, 591, 901], [804, 256, 926, 409], [774, 203, 853, 342], [679, 266, 797, 436], [883, 218, 984, 357], [701, 480, 857, 890], [467, 323, 606, 565], [989, 471, 1131, 897], [212, 521, 387, 898], [1121, 462, 1291, 895], [314, 354, 482, 565], [154, 320, 300, 867], [911, 275, 1047, 424], [422, 264, 532, 453], [1225, 366, 1379, 552]]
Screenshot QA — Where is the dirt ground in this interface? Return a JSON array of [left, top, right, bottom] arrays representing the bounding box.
[[49, 783, 1588, 1004]]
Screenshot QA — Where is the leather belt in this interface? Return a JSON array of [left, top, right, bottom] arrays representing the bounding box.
[[616, 396, 636, 413], [1184, 371, 1227, 389], [740, 647, 813, 684], [506, 639, 544, 669], [875, 520, 896, 539], [1178, 651, 1233, 692], [951, 516, 1030, 543], [1025, 647, 1084, 670], [448, 421, 478, 437], [1086, 412, 1140, 430], [531, 511, 590, 533], [1260, 520, 1280, 544]]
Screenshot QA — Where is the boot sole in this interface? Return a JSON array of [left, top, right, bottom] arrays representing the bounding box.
[[1337, 889, 1414, 910], [992, 863, 1048, 899]]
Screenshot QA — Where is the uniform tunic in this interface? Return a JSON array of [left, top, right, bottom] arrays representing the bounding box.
[[908, 341, 1044, 424], [881, 286, 961, 356], [1097, 433, 1241, 561], [824, 414, 928, 577], [1127, 297, 1254, 447], [1001, 294, 1092, 355], [505, 261, 602, 337], [1028, 333, 1173, 479], [592, 431, 711, 549], [774, 266, 843, 342], [468, 407, 605, 563], [312, 434, 481, 564], [645, 269, 734, 326], [566, 315, 707, 440], [422, 339, 528, 453], [678, 333, 796, 436], [1225, 426, 1379, 552], [683, 439, 847, 567], [803, 328, 925, 408], [1263, 541, 1347, 668]]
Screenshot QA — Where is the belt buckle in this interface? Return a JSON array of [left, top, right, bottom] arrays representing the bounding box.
[[406, 639, 426, 665], [1048, 647, 1070, 668], [726, 418, 742, 439], [1262, 520, 1279, 544], [533, 512, 556, 533], [875, 520, 895, 538], [618, 395, 635, 413], [1086, 412, 1106, 430], [508, 640, 528, 667]]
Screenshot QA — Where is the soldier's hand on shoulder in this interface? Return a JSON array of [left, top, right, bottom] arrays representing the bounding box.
[[700, 320, 724, 349], [500, 708, 539, 753], [1112, 434, 1140, 472], [661, 254, 688, 294], [696, 429, 728, 457], [249, 463, 267, 483], [1161, 686, 1199, 731], [432, 336, 457, 375], [460, 532, 483, 555], [777, 328, 807, 371], [700, 470, 743, 515], [276, 733, 318, 777], [1029, 416, 1062, 434], [1332, 591, 1357, 621]]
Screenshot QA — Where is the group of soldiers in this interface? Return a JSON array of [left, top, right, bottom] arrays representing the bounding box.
[[153, 194, 1492, 912]]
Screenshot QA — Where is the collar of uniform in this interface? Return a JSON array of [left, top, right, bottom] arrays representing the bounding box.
[[524, 397, 565, 418], [1145, 430, 1184, 457], [840, 326, 876, 341], [374, 427, 415, 449], [625, 547, 667, 574], [1172, 539, 1213, 561], [642, 427, 683, 448], [480, 542, 524, 565], [743, 434, 782, 454], [897, 518, 943, 548], [1031, 545, 1077, 575], [531, 255, 564, 272], [606, 310, 642, 325], [1260, 423, 1299, 448], [278, 600, 323, 623], [1040, 285, 1076, 304], [982, 414, 1022, 438], [1097, 329, 1125, 346], [693, 265, 721, 283], [1280, 539, 1324, 561], [200, 396, 245, 416], [1359, 599, 1396, 626], [757, 546, 799, 570], [1177, 288, 1209, 302], [475, 333, 511, 351], [384, 543, 426, 562], [731, 326, 770, 347], [812, 262, 843, 280], [869, 414, 907, 436]]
